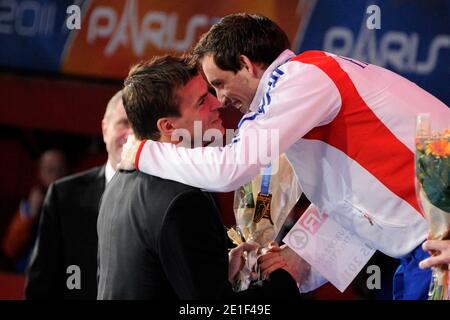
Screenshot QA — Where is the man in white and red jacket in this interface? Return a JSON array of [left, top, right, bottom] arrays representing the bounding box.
[[120, 14, 450, 299]]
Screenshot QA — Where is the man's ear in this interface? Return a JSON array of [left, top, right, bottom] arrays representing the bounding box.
[[156, 117, 176, 136], [240, 55, 258, 76], [101, 119, 108, 143]]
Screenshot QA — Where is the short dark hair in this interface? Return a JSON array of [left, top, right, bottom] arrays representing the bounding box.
[[192, 13, 290, 73], [122, 56, 198, 140]]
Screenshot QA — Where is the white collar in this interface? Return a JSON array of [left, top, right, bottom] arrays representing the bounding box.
[[105, 160, 116, 184], [249, 49, 296, 112]]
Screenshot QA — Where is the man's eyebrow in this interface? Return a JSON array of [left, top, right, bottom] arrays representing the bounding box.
[[116, 118, 129, 124], [196, 91, 208, 104]]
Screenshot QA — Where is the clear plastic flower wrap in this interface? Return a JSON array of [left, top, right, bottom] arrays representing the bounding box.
[[228, 154, 301, 291], [415, 114, 450, 300]]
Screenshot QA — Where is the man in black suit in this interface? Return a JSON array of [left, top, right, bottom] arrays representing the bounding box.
[[97, 56, 300, 299], [25, 91, 132, 299]]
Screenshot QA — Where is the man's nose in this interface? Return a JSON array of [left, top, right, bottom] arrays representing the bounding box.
[[216, 90, 227, 105]]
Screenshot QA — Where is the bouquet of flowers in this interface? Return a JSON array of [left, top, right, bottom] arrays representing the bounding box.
[[227, 155, 301, 291], [415, 114, 450, 300]]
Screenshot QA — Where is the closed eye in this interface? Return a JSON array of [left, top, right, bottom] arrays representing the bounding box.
[[210, 80, 223, 89], [197, 92, 208, 106]]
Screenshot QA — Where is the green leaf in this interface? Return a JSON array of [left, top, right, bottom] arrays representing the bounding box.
[[419, 155, 450, 212]]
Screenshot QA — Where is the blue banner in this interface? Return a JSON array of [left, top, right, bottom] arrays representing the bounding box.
[[296, 0, 450, 106], [0, 0, 86, 72]]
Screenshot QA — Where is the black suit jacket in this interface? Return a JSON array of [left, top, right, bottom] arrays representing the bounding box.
[[26, 166, 105, 299], [97, 170, 300, 300]]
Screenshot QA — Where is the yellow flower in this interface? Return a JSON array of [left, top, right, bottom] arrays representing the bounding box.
[[425, 139, 450, 157]]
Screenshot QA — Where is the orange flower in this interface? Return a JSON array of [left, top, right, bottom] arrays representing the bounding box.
[[444, 129, 450, 138], [425, 138, 450, 157], [415, 139, 425, 152]]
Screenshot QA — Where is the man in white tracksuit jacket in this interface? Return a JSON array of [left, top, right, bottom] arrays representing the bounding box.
[[122, 14, 450, 299]]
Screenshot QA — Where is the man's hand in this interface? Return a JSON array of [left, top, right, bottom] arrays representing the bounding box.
[[228, 242, 258, 283], [259, 242, 311, 284], [419, 240, 450, 270], [258, 242, 286, 277], [118, 134, 142, 170]]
